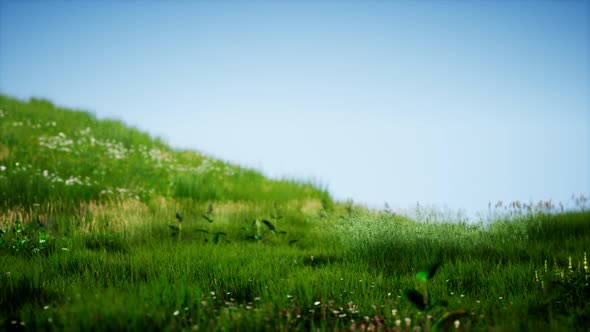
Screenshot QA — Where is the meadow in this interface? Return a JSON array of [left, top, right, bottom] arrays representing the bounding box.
[[0, 95, 588, 331]]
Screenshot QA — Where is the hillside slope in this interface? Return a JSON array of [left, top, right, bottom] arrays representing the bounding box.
[[1, 95, 589, 331], [0, 95, 332, 207]]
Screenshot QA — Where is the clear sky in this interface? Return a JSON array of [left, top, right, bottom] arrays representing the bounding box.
[[1, 0, 589, 216]]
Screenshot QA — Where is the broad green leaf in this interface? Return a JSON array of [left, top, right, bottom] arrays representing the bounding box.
[[416, 271, 429, 281], [262, 219, 276, 232], [417, 262, 442, 281], [403, 289, 426, 310]]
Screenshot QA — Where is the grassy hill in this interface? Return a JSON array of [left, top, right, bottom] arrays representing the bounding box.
[[0, 95, 331, 206], [0, 95, 589, 331]]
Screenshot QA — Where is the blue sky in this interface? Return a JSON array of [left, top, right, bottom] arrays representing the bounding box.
[[1, 1, 589, 216]]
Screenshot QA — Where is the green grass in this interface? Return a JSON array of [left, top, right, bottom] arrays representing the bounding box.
[[0, 95, 330, 207], [1, 95, 589, 331]]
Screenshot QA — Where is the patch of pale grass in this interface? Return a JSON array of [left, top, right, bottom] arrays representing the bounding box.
[[82, 199, 151, 233], [0, 200, 153, 234], [0, 142, 9, 160], [297, 199, 323, 215]]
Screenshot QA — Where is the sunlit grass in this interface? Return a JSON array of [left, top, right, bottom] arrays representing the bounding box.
[[0, 95, 331, 207], [0, 95, 589, 331]]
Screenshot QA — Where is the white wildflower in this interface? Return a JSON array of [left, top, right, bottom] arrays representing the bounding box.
[[65, 177, 82, 186]]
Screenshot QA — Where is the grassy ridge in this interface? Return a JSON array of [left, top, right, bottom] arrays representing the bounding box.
[[0, 95, 331, 206], [0, 95, 589, 331]]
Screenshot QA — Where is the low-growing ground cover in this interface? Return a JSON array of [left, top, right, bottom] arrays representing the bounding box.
[[1, 96, 588, 331]]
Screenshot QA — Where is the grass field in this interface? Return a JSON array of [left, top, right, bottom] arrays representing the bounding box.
[[1, 95, 589, 331]]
